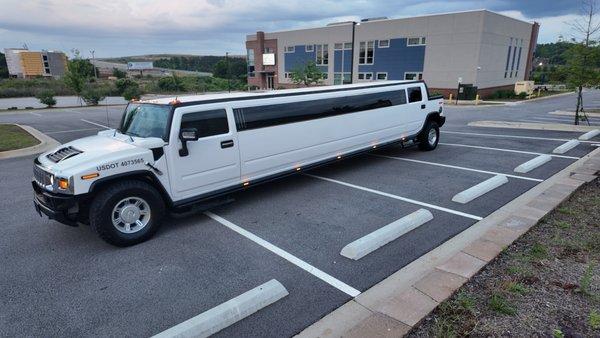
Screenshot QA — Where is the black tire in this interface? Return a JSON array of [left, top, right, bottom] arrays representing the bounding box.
[[89, 180, 165, 247], [418, 121, 440, 151]]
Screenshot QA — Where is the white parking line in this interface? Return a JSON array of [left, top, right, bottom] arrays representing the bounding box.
[[28, 112, 42, 117], [439, 142, 580, 160], [452, 175, 509, 204], [305, 174, 483, 221], [153, 279, 288, 338], [372, 154, 543, 182], [205, 212, 361, 297], [442, 130, 597, 144], [45, 128, 101, 135], [340, 209, 434, 260], [80, 119, 110, 129]]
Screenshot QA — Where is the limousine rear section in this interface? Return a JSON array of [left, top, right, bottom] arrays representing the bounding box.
[[32, 80, 445, 246]]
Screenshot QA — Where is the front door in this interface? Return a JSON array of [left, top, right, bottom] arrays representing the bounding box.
[[266, 75, 275, 90], [167, 107, 240, 200]]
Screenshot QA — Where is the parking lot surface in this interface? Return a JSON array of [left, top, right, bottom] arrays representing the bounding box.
[[1, 91, 599, 336]]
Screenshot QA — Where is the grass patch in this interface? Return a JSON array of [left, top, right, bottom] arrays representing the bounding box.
[[488, 293, 517, 315], [505, 281, 528, 295], [528, 243, 549, 261], [431, 291, 478, 337], [0, 124, 39, 152], [557, 207, 576, 216], [590, 310, 600, 330], [556, 221, 571, 229], [578, 263, 597, 299]]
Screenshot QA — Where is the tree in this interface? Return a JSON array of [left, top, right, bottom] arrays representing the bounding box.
[[63, 50, 95, 104], [0, 52, 8, 78], [35, 90, 57, 107], [566, 0, 600, 125], [157, 74, 185, 92], [212, 59, 229, 78], [290, 61, 324, 86], [115, 78, 139, 95], [112, 68, 127, 79]]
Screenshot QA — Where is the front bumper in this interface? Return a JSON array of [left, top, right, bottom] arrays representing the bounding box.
[[32, 181, 79, 226]]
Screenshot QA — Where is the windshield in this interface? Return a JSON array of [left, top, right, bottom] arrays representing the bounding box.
[[119, 103, 171, 140]]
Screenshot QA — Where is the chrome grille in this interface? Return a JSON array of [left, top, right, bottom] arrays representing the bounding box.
[[33, 164, 52, 187], [46, 146, 82, 163]]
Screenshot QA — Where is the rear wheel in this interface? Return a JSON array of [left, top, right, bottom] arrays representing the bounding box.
[[89, 180, 165, 247], [418, 121, 440, 151]]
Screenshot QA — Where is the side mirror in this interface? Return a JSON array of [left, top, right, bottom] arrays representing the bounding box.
[[179, 128, 198, 157]]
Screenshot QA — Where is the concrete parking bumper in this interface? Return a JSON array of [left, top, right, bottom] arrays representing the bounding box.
[[296, 146, 600, 338]]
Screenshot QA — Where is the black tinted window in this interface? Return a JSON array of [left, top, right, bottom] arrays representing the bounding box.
[[181, 109, 229, 137], [407, 87, 422, 103], [234, 90, 406, 131]]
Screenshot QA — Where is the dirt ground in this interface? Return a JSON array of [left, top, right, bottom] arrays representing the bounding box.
[[408, 178, 600, 338]]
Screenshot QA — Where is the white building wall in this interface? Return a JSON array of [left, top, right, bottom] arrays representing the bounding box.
[[4, 48, 25, 78]]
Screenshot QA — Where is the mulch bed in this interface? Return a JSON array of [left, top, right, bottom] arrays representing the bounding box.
[[408, 178, 600, 337]]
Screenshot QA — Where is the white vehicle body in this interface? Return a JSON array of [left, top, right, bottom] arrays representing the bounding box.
[[32, 80, 445, 246]]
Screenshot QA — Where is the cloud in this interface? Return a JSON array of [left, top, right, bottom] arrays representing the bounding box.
[[0, 0, 585, 56], [499, 10, 586, 42]]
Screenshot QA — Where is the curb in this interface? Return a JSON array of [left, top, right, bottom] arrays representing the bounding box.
[[296, 147, 600, 338], [468, 120, 599, 132], [0, 104, 126, 115], [549, 110, 600, 118], [0, 124, 60, 160]]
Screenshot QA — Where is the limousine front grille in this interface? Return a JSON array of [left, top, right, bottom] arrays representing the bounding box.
[[46, 146, 82, 163], [33, 164, 52, 187]]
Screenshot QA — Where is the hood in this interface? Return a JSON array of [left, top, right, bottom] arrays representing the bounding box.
[[37, 133, 149, 174]]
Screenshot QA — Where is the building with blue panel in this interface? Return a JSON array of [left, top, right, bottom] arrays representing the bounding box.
[[246, 10, 539, 98]]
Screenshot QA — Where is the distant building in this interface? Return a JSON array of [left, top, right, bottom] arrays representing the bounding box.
[[4, 48, 68, 78], [245, 9, 539, 97]]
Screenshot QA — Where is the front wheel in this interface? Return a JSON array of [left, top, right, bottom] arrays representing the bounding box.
[[418, 121, 440, 151], [89, 180, 165, 247]]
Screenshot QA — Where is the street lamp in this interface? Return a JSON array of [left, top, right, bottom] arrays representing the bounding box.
[[90, 50, 97, 79]]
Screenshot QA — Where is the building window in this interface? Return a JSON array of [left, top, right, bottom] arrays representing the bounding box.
[[284, 46, 295, 53], [404, 72, 423, 80], [283, 72, 291, 79], [344, 42, 353, 49], [376, 72, 388, 80], [305, 44, 314, 52], [333, 72, 351, 85], [359, 41, 374, 65], [378, 40, 390, 48], [407, 37, 426, 46], [264, 47, 274, 53], [322, 73, 328, 80], [334, 43, 344, 50], [358, 72, 373, 81], [247, 49, 255, 77], [315, 44, 329, 65]]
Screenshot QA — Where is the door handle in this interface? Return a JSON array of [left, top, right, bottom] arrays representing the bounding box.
[[421, 104, 426, 109], [221, 140, 234, 149]]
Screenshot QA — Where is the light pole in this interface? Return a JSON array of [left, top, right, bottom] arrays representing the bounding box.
[[90, 50, 97, 79], [226, 52, 231, 93]]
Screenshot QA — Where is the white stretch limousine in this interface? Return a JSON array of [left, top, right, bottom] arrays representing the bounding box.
[[32, 80, 445, 246]]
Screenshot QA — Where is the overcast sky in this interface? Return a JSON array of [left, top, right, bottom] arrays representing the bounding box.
[[0, 0, 589, 58]]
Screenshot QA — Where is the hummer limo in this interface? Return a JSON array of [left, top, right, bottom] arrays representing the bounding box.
[[33, 81, 445, 246]]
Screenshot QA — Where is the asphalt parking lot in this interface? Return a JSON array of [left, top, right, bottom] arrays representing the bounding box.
[[1, 92, 599, 337]]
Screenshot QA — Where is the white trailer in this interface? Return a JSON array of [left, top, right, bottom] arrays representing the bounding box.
[[32, 81, 445, 246]]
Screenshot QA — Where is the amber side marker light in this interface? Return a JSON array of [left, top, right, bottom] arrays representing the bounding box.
[[81, 173, 100, 180], [58, 178, 69, 190], [243, 182, 250, 187]]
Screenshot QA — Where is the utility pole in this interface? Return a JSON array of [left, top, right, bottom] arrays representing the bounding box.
[[90, 50, 98, 79], [226, 52, 231, 93]]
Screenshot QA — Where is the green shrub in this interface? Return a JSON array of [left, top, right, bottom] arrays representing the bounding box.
[[157, 74, 185, 92], [81, 87, 106, 106], [115, 78, 139, 95], [123, 85, 142, 101], [35, 90, 57, 107], [112, 68, 127, 79]]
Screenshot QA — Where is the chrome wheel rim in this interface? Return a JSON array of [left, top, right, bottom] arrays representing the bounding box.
[[428, 128, 437, 145], [111, 197, 151, 234]]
